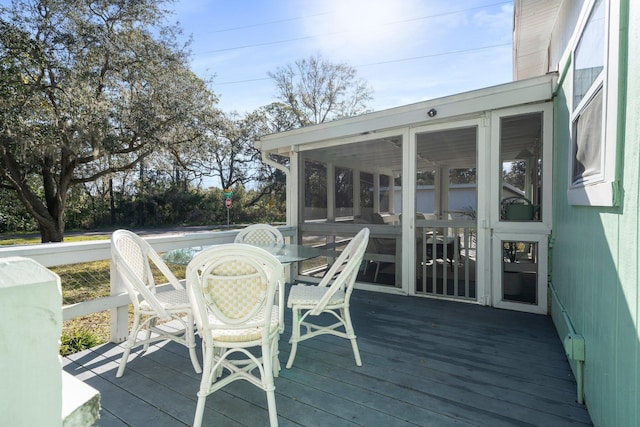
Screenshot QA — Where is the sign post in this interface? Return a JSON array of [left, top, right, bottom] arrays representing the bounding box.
[[223, 189, 233, 227]]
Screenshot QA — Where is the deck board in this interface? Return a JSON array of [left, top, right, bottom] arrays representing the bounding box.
[[64, 288, 592, 426]]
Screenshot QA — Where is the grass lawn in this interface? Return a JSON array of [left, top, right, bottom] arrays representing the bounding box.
[[1, 233, 186, 355], [54, 257, 187, 355]]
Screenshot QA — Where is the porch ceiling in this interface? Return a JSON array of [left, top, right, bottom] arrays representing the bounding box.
[[416, 126, 477, 168], [302, 114, 541, 174], [305, 138, 422, 174]]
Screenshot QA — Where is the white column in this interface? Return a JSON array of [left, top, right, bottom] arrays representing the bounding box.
[[353, 168, 361, 217], [440, 166, 450, 218], [290, 151, 299, 228], [524, 158, 533, 202], [327, 163, 335, 221], [402, 129, 414, 293], [388, 174, 396, 214], [432, 165, 450, 219], [373, 172, 380, 213], [110, 254, 129, 343], [0, 257, 62, 427]]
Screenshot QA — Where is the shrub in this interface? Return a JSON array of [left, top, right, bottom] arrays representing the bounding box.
[[60, 328, 101, 356]]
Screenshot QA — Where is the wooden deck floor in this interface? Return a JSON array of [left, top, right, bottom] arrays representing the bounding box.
[[63, 288, 592, 426]]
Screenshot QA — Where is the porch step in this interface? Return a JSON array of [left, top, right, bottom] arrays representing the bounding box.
[[62, 372, 100, 427]]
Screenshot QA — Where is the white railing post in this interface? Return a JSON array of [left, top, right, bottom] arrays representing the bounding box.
[[110, 254, 129, 343], [0, 257, 63, 427]]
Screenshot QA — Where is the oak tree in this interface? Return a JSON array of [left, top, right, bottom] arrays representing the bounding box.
[[0, 0, 217, 241]]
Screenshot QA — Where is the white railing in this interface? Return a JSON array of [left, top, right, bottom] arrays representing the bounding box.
[[416, 219, 476, 300], [300, 219, 477, 300], [0, 226, 296, 343], [300, 222, 402, 286]]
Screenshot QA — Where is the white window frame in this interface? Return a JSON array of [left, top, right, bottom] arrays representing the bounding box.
[[566, 0, 621, 206]]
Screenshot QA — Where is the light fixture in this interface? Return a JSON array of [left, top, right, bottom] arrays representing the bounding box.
[[427, 108, 437, 118]]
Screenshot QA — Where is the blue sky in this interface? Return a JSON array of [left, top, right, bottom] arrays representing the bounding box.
[[171, 0, 515, 114]]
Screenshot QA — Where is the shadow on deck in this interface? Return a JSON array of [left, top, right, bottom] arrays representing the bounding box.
[[63, 288, 592, 426]]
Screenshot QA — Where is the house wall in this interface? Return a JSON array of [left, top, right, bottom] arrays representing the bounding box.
[[392, 184, 520, 217], [550, 1, 638, 426], [393, 184, 477, 215]]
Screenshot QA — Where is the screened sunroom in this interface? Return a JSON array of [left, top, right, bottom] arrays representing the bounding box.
[[259, 74, 555, 314]]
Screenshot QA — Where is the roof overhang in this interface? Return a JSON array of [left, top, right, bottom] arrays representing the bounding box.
[[258, 74, 557, 155], [512, 0, 562, 80]]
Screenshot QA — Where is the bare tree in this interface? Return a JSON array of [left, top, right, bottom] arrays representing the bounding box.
[[268, 54, 373, 126], [264, 59, 373, 210]]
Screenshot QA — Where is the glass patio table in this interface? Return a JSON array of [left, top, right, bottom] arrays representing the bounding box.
[[161, 243, 327, 266]]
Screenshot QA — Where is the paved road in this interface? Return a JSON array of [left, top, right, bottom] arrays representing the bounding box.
[[0, 225, 243, 241]]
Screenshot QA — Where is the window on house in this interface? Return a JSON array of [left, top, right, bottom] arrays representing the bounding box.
[[571, 0, 605, 187], [572, 0, 605, 109], [567, 0, 619, 206]]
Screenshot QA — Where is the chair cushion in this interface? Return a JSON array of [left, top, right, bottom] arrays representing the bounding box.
[[287, 284, 345, 308], [207, 306, 280, 342]]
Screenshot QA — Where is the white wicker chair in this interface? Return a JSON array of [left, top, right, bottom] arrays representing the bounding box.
[[110, 229, 202, 378], [234, 223, 284, 250], [186, 244, 285, 427], [286, 227, 370, 369]]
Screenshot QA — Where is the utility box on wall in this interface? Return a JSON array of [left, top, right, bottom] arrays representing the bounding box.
[[0, 257, 63, 427]]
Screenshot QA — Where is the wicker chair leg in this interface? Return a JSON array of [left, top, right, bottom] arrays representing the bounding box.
[[266, 389, 278, 427], [286, 308, 301, 369], [115, 345, 132, 378], [344, 309, 362, 366], [186, 314, 202, 373], [192, 395, 207, 427]]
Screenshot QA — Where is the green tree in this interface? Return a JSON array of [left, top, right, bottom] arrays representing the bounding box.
[[417, 171, 435, 185], [175, 104, 293, 211], [0, 182, 37, 233], [253, 102, 298, 134], [450, 168, 477, 184], [0, 0, 218, 242], [503, 161, 526, 190], [242, 103, 295, 208]]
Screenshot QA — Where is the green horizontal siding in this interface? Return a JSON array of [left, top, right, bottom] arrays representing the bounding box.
[[550, 2, 638, 426]]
